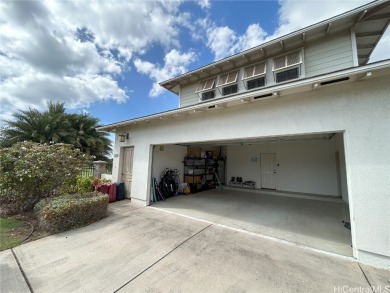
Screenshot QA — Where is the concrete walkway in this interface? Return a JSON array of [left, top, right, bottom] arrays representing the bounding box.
[[1, 201, 389, 293]]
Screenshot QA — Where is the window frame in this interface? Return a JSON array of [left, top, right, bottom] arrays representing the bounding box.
[[216, 70, 239, 96], [195, 77, 216, 102], [242, 62, 266, 81], [217, 70, 239, 88], [272, 50, 302, 84], [195, 77, 216, 93], [241, 62, 267, 90]]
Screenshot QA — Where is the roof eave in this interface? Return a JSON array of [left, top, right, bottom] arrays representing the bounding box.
[[98, 59, 390, 132]]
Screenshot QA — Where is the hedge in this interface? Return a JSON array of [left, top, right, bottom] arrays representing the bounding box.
[[35, 192, 109, 232]]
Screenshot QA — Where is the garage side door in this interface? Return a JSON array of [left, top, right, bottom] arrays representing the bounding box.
[[121, 147, 134, 197], [261, 153, 277, 190]]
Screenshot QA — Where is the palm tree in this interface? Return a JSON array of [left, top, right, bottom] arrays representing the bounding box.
[[68, 113, 112, 160], [1, 102, 72, 146], [0, 102, 112, 160]]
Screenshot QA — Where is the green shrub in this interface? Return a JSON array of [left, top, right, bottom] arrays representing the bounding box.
[[76, 176, 96, 193], [0, 142, 90, 212], [35, 192, 109, 232]]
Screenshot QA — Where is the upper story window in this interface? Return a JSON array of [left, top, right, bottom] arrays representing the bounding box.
[[272, 51, 302, 83], [196, 77, 216, 101], [217, 70, 239, 96], [242, 62, 266, 90]]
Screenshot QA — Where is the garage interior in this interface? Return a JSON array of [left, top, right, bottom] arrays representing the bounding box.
[[150, 132, 353, 256]]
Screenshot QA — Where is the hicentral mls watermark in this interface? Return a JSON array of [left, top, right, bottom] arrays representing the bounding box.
[[334, 285, 390, 293]]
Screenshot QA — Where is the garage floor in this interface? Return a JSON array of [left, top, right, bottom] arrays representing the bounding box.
[[152, 188, 353, 256]]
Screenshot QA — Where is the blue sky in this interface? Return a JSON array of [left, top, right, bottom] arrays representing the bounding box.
[[1, 0, 389, 128]]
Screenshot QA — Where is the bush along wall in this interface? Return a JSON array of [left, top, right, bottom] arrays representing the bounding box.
[[0, 141, 90, 212], [35, 192, 109, 232]]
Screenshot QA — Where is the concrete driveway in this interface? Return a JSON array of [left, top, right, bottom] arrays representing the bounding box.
[[1, 201, 389, 293]]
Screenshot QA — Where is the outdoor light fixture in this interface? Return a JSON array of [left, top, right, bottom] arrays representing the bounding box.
[[119, 133, 129, 142]]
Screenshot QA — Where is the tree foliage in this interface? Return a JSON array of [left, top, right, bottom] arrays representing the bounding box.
[[0, 142, 90, 212], [0, 102, 111, 160]]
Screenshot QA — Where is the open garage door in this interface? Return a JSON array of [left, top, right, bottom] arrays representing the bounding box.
[[150, 132, 352, 257]]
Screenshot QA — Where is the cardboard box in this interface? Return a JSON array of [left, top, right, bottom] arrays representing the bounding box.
[[212, 150, 218, 159], [187, 147, 201, 158], [184, 175, 202, 184]]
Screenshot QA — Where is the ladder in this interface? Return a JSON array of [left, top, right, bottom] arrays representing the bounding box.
[[214, 172, 223, 189]]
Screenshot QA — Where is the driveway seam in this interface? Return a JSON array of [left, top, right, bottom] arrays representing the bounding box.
[[113, 223, 213, 292], [11, 248, 34, 293], [358, 263, 374, 293]]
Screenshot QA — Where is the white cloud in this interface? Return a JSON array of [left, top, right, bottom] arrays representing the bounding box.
[[207, 26, 237, 60], [204, 22, 268, 60], [274, 0, 369, 37], [134, 49, 196, 97], [230, 24, 268, 56], [0, 0, 186, 120], [197, 0, 211, 10], [201, 0, 389, 62]]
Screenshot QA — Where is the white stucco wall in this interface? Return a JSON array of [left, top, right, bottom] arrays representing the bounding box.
[[112, 73, 390, 268], [227, 139, 339, 196], [151, 145, 187, 183]]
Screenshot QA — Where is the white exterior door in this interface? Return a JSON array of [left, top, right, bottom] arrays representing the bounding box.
[[121, 147, 134, 197], [261, 153, 277, 189]]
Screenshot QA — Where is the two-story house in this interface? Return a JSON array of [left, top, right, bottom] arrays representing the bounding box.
[[98, 1, 390, 269]]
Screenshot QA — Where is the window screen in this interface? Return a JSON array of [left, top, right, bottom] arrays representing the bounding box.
[[222, 84, 238, 96], [275, 67, 299, 83], [247, 77, 265, 90], [201, 90, 215, 101]]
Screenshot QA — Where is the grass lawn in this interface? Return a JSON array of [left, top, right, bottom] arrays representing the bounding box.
[[0, 218, 32, 250]]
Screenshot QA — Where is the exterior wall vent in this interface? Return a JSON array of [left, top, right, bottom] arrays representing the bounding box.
[[253, 93, 273, 100], [320, 77, 349, 86]]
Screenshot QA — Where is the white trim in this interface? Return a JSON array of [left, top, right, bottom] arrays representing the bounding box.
[[242, 62, 266, 80], [351, 27, 359, 67], [195, 77, 216, 93], [300, 47, 306, 78], [178, 84, 182, 107], [217, 70, 239, 87], [272, 50, 302, 72], [342, 131, 358, 259]]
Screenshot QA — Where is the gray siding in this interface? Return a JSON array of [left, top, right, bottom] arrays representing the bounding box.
[[180, 83, 199, 107], [305, 31, 353, 77], [179, 30, 354, 106]]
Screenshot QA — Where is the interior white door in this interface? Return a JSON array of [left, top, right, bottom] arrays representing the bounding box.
[[121, 147, 134, 197], [261, 153, 277, 189]]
